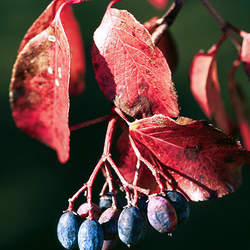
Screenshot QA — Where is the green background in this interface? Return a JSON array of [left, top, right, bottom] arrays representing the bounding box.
[[0, 0, 250, 249]]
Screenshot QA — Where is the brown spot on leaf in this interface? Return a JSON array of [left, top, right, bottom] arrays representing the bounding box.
[[114, 94, 152, 118], [184, 145, 201, 161], [11, 86, 26, 106], [13, 89, 41, 110]]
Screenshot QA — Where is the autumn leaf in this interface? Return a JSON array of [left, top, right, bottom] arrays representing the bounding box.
[[61, 3, 86, 95], [144, 16, 178, 72], [117, 130, 159, 192], [92, 1, 179, 118], [190, 36, 233, 134], [148, 0, 169, 10], [19, 0, 86, 95], [228, 59, 250, 150], [117, 115, 249, 201], [240, 31, 250, 80], [10, 0, 82, 163]]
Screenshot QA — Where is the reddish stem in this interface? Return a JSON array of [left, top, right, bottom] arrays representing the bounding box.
[[104, 163, 118, 208], [112, 107, 130, 124], [67, 117, 117, 215], [68, 111, 151, 213], [67, 183, 87, 212], [100, 181, 109, 196], [87, 159, 105, 219], [108, 0, 121, 9], [152, 0, 186, 45], [129, 135, 165, 193], [70, 114, 112, 131], [200, 0, 241, 51], [103, 116, 118, 155], [106, 156, 150, 196]]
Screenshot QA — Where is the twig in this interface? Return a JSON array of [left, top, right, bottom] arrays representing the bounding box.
[[152, 0, 186, 45], [200, 0, 241, 51], [99, 181, 109, 196], [70, 114, 112, 131], [67, 115, 149, 215]]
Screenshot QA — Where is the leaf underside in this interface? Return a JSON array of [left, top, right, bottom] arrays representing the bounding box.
[[241, 32, 250, 80], [92, 7, 179, 118], [190, 48, 233, 134]]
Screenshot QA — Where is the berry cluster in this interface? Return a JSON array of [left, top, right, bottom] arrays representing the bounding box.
[[57, 190, 190, 249]]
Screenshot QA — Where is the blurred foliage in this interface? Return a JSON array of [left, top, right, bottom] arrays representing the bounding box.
[[0, 0, 250, 250]]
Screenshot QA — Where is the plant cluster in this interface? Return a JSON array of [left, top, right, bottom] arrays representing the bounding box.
[[9, 0, 250, 249], [57, 190, 190, 249]]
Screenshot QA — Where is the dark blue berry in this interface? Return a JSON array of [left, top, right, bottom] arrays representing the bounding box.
[[147, 196, 177, 233], [98, 207, 120, 240], [99, 195, 112, 211], [57, 212, 81, 249], [165, 191, 190, 224], [118, 206, 146, 247], [99, 193, 124, 211], [78, 219, 104, 250]]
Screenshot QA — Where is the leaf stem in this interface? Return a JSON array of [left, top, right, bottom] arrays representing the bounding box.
[[67, 115, 149, 213], [152, 0, 186, 45], [70, 114, 112, 131], [200, 0, 241, 51]]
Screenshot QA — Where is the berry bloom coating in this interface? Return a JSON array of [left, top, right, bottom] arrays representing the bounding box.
[[78, 219, 104, 250], [57, 212, 81, 249], [147, 196, 177, 233], [118, 206, 146, 247], [165, 190, 190, 223], [98, 207, 120, 240], [77, 202, 102, 220]]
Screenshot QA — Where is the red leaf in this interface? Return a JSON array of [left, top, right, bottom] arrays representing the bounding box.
[[19, 0, 86, 95], [240, 31, 250, 80], [92, 4, 179, 118], [61, 4, 86, 95], [228, 60, 250, 150], [190, 37, 233, 134], [117, 130, 159, 192], [118, 115, 249, 201], [10, 1, 76, 163], [148, 0, 169, 9], [144, 17, 178, 72]]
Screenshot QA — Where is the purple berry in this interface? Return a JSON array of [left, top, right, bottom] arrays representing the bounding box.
[[101, 237, 118, 250], [77, 203, 102, 220], [98, 207, 120, 240], [57, 212, 81, 249], [165, 190, 190, 224], [78, 219, 104, 250], [147, 195, 177, 233], [118, 206, 146, 247]]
